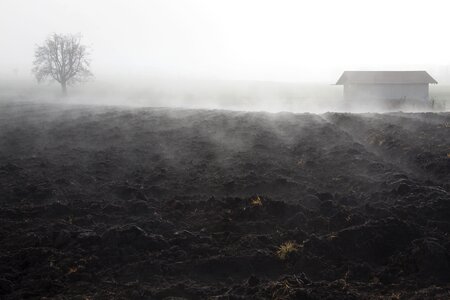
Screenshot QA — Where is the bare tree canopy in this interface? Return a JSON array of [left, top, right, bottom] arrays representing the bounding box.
[[32, 33, 92, 95]]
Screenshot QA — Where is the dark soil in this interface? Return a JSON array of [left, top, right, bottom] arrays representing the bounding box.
[[0, 101, 449, 299]]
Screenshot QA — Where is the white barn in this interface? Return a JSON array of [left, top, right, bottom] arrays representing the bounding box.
[[336, 71, 437, 107]]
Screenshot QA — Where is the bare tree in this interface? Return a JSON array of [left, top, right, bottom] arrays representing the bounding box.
[[32, 33, 92, 95]]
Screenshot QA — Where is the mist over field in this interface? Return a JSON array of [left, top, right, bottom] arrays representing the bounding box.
[[1, 0, 450, 299], [1, 78, 450, 113], [0, 78, 341, 112], [1, 0, 450, 113]]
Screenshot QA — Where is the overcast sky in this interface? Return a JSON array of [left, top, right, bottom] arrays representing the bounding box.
[[1, 0, 450, 82]]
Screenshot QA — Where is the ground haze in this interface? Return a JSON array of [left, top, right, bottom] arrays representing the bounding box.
[[0, 101, 449, 298]]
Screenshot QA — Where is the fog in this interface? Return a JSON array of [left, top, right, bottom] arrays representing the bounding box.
[[1, 2, 450, 297], [2, 78, 449, 113], [2, 0, 450, 111]]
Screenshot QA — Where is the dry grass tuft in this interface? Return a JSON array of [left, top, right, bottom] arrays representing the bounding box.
[[297, 159, 305, 167], [327, 232, 338, 241], [277, 241, 299, 260], [250, 195, 263, 207], [271, 279, 294, 299], [67, 266, 78, 275]]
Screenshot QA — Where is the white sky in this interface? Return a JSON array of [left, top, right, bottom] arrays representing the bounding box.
[[1, 0, 450, 82]]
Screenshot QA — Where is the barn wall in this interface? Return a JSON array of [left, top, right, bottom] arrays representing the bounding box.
[[344, 84, 429, 102]]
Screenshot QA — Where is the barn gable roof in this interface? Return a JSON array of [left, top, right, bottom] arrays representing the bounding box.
[[336, 71, 437, 85]]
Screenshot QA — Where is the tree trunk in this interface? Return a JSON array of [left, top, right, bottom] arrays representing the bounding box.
[[61, 81, 67, 96]]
